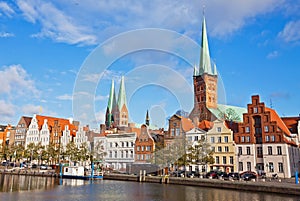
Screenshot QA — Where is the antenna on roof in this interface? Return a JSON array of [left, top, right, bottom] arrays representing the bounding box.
[[270, 99, 273, 109]]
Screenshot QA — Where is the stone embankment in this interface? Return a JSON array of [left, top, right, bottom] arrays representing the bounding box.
[[104, 174, 300, 196], [0, 168, 57, 177]]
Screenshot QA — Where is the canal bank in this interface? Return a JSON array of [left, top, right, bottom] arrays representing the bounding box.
[[104, 174, 300, 196]]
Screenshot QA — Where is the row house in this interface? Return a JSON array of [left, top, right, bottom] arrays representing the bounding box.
[[0, 124, 15, 154], [135, 124, 155, 163], [25, 114, 78, 150], [74, 125, 90, 149], [101, 132, 136, 171], [234, 95, 300, 178], [185, 127, 206, 172], [14, 116, 32, 146], [207, 120, 236, 173]]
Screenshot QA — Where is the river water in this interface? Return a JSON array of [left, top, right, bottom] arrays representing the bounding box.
[[0, 174, 298, 201]]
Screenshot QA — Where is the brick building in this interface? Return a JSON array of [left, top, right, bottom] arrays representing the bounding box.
[[234, 95, 300, 178]]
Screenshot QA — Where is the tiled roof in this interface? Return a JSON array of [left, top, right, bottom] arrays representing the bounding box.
[[281, 117, 300, 134], [265, 108, 291, 136], [198, 120, 213, 131], [36, 115, 78, 136], [23, 116, 33, 127], [180, 116, 195, 132]]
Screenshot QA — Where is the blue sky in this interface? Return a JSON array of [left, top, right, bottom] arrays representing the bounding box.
[[0, 0, 299, 129]]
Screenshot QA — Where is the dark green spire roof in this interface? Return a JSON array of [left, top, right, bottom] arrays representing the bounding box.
[[117, 76, 127, 109]]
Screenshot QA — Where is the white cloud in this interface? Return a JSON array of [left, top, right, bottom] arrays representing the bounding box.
[[0, 100, 15, 117], [17, 0, 97, 45], [22, 104, 42, 115], [95, 109, 105, 124], [0, 32, 14, 38], [95, 95, 108, 101], [0, 64, 40, 97], [267, 50, 279, 59], [278, 20, 300, 43], [0, 2, 15, 17], [15, 0, 286, 45], [56, 94, 73, 100]]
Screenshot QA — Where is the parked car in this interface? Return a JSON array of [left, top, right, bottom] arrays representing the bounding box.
[[31, 164, 38, 169], [227, 172, 240, 180], [40, 164, 48, 170], [217, 172, 229, 179], [1, 161, 7, 166], [187, 171, 200, 178], [241, 172, 257, 181], [206, 170, 218, 179]]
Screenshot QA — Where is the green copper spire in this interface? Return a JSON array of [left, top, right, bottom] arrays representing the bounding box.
[[107, 80, 115, 113], [193, 64, 198, 76], [117, 76, 127, 109], [199, 16, 213, 76]]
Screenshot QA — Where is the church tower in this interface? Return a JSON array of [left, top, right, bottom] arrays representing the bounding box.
[[105, 80, 118, 129], [117, 76, 129, 127], [145, 110, 150, 126], [190, 16, 218, 123]]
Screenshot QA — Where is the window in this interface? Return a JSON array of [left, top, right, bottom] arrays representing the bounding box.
[[238, 147, 242, 155], [146, 146, 151, 151], [171, 128, 175, 136], [175, 128, 180, 136], [265, 135, 270, 142], [277, 146, 282, 155], [121, 151, 124, 158], [253, 107, 258, 113], [114, 151, 117, 158], [137, 146, 140, 151], [218, 137, 222, 143], [217, 127, 222, 132], [239, 162, 243, 171], [218, 146, 222, 152], [268, 146, 272, 155], [109, 151, 112, 158], [223, 156, 227, 164], [257, 147, 263, 157], [224, 136, 229, 143], [271, 136, 275, 142], [278, 163, 284, 173], [264, 126, 269, 132], [225, 146, 229, 152], [246, 136, 250, 142], [188, 136, 192, 142], [230, 156, 234, 164], [241, 136, 245, 142], [194, 136, 198, 141], [247, 162, 251, 171], [141, 146, 144, 151], [210, 137, 215, 143], [246, 147, 251, 155], [216, 156, 219, 164], [211, 147, 215, 152], [269, 162, 274, 173], [245, 127, 250, 133]]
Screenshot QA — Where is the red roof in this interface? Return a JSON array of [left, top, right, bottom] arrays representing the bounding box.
[[281, 117, 300, 134], [180, 116, 195, 132], [36, 115, 78, 136], [265, 108, 291, 136], [198, 120, 213, 131]]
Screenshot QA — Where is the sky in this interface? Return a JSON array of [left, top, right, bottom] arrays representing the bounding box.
[[0, 0, 300, 129]]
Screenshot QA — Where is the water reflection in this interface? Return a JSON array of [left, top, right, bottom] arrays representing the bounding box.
[[0, 175, 298, 201], [0, 174, 57, 192]]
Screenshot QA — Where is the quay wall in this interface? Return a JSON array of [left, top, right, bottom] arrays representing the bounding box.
[[104, 174, 300, 196]]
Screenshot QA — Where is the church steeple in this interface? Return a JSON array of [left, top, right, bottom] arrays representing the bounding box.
[[117, 76, 129, 127], [118, 76, 127, 110], [105, 80, 116, 128], [198, 16, 215, 76], [145, 110, 150, 126]]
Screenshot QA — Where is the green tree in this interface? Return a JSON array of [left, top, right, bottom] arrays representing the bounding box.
[[65, 141, 80, 165], [46, 142, 59, 165], [187, 137, 215, 172], [218, 108, 241, 122]]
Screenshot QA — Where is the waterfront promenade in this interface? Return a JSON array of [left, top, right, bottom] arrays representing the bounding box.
[[1, 167, 300, 196]]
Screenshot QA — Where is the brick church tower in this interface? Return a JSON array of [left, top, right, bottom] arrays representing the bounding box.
[[190, 16, 218, 124]]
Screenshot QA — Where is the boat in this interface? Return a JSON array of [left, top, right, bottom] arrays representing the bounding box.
[[60, 163, 103, 180]]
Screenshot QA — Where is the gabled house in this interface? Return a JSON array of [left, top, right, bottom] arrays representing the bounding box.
[[234, 95, 300, 178]]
